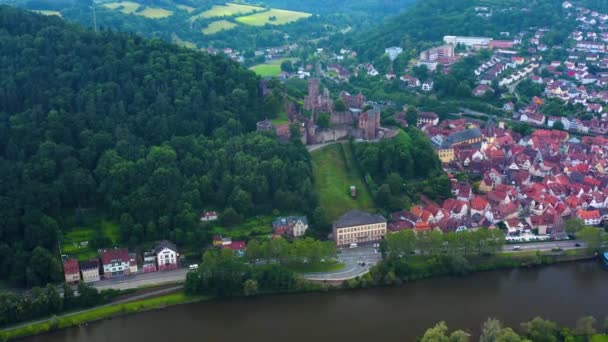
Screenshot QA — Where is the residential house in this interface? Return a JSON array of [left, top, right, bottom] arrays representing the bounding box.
[[129, 253, 138, 274], [417, 112, 439, 127], [200, 211, 219, 222], [576, 209, 602, 225], [155, 240, 179, 271], [101, 248, 131, 279], [473, 84, 494, 97], [63, 258, 80, 284], [272, 216, 309, 237], [80, 259, 100, 283]]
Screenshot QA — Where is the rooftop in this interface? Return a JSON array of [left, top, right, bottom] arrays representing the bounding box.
[[333, 210, 386, 229]]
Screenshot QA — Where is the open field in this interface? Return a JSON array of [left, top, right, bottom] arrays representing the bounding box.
[[202, 20, 237, 34], [311, 144, 376, 221], [31, 10, 62, 17], [249, 57, 296, 77], [235, 8, 311, 26], [192, 2, 263, 20], [136, 7, 173, 18], [250, 64, 282, 77], [102, 1, 140, 14], [176, 4, 195, 13], [62, 220, 120, 261]]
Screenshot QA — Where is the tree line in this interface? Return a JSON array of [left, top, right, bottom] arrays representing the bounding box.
[[0, 283, 123, 328], [0, 7, 317, 287], [245, 237, 337, 265], [421, 316, 608, 342]]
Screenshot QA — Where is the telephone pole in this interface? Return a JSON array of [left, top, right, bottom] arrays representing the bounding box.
[[92, 0, 98, 32]]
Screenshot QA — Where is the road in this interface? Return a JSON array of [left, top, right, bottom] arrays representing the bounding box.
[[502, 240, 585, 252], [302, 244, 381, 281], [92, 269, 189, 291], [82, 240, 587, 289]]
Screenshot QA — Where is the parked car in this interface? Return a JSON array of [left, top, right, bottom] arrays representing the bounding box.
[[349, 243, 358, 248], [188, 264, 199, 270]]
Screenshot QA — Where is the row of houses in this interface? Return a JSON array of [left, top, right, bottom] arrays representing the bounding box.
[[63, 240, 179, 284]]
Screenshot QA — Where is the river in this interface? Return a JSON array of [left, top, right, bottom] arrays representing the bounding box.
[[25, 261, 608, 342]]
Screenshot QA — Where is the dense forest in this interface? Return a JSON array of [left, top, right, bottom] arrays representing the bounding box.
[[354, 130, 451, 212], [347, 0, 572, 62], [0, 6, 317, 287]]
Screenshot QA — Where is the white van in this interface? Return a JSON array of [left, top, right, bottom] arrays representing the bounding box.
[[349, 243, 358, 249], [188, 264, 199, 270]]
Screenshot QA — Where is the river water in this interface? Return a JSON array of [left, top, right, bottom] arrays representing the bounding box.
[[25, 261, 608, 342]]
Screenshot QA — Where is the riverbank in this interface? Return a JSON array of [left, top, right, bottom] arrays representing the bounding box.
[[1, 249, 597, 341], [0, 290, 209, 341]]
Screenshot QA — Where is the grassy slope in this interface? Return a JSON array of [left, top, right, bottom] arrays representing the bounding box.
[[202, 20, 237, 35], [193, 3, 263, 20], [136, 7, 173, 18], [235, 8, 311, 26], [62, 220, 120, 261], [311, 144, 376, 221]]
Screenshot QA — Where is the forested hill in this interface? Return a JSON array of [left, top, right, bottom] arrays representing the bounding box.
[[0, 6, 316, 287], [351, 0, 569, 61]]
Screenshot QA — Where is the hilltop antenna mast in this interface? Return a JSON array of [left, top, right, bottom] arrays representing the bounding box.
[[92, 0, 98, 32]]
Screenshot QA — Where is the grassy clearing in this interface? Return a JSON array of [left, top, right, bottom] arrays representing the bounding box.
[[192, 3, 263, 21], [202, 20, 237, 35], [271, 111, 289, 125], [311, 144, 376, 221], [62, 220, 120, 261], [102, 1, 140, 14], [0, 292, 207, 341], [287, 261, 345, 273], [235, 8, 311, 26], [249, 58, 296, 77], [250, 64, 282, 77], [592, 335, 608, 342], [176, 4, 195, 13], [31, 10, 62, 17], [136, 7, 173, 18], [209, 216, 273, 239]]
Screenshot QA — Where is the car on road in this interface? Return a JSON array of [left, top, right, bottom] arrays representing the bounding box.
[[188, 264, 199, 270], [349, 243, 358, 248], [513, 246, 521, 251], [575, 243, 581, 247]]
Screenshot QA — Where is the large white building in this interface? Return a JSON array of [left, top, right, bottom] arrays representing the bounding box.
[[444, 35, 492, 47], [333, 210, 387, 246], [155, 240, 178, 271]]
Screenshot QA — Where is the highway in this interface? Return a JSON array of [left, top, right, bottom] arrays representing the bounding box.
[[502, 240, 585, 252]]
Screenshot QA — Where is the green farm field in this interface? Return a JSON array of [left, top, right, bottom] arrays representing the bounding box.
[[235, 8, 311, 26], [202, 20, 237, 34]]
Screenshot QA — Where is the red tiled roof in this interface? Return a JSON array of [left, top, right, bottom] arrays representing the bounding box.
[[101, 248, 129, 266], [577, 209, 600, 219], [63, 258, 79, 275]]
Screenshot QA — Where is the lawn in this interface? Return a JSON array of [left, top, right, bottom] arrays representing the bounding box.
[[31, 10, 62, 17], [176, 4, 195, 13], [136, 7, 173, 18], [0, 292, 208, 341], [62, 220, 120, 261], [202, 20, 238, 35], [235, 8, 311, 26], [209, 216, 273, 239], [102, 1, 140, 14], [271, 111, 289, 125], [592, 335, 608, 342], [286, 261, 345, 273], [249, 58, 296, 77], [250, 64, 282, 77], [311, 144, 376, 221], [192, 2, 263, 20]]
